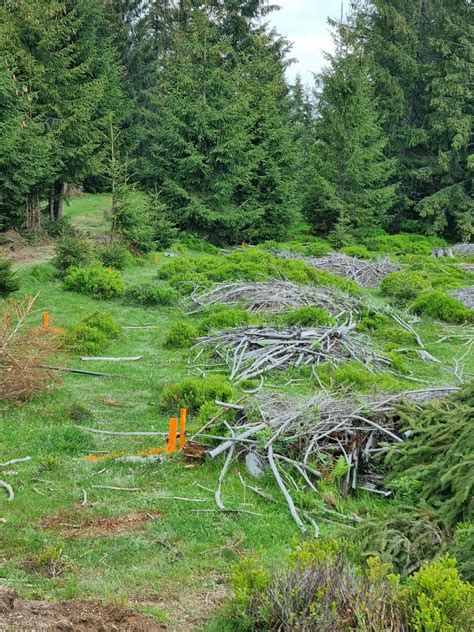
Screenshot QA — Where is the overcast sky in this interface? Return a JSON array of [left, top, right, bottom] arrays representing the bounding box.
[[267, 0, 343, 85]]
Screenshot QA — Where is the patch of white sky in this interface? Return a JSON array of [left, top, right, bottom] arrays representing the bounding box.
[[266, 0, 345, 87]]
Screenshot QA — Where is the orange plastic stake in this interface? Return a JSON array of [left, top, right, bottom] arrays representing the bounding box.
[[167, 417, 178, 454], [43, 312, 49, 329], [179, 408, 187, 449]]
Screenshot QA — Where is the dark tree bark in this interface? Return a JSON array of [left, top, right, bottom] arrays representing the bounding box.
[[52, 179, 64, 221], [26, 190, 41, 230]]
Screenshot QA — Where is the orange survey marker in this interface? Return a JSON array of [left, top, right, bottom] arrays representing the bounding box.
[[179, 408, 187, 449], [167, 417, 178, 454], [85, 408, 188, 462], [43, 312, 49, 329]]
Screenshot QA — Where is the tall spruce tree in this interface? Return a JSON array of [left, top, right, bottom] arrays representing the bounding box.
[[0, 0, 122, 227], [303, 38, 396, 239], [290, 75, 315, 207], [139, 0, 296, 243], [0, 6, 54, 230], [360, 0, 473, 238]]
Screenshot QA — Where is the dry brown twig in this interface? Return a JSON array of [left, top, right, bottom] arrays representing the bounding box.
[[0, 295, 58, 400]]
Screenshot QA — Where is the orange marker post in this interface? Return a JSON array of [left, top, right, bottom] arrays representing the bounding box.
[[167, 417, 178, 454], [43, 312, 49, 330], [179, 408, 187, 450]]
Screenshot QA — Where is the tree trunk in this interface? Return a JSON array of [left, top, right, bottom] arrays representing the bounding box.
[[26, 191, 41, 231], [48, 190, 54, 221], [52, 179, 64, 221]]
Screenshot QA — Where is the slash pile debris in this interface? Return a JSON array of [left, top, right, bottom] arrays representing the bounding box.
[[189, 281, 359, 316], [194, 387, 459, 535], [193, 324, 389, 383], [451, 286, 474, 309], [453, 243, 474, 257], [272, 251, 400, 288]]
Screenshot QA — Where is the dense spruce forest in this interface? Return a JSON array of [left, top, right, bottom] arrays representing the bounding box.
[[1, 0, 472, 242]]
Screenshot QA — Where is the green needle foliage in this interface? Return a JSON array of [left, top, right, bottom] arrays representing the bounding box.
[[385, 384, 474, 528]]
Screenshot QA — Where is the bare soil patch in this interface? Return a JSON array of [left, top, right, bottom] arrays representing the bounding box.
[[0, 589, 165, 631], [136, 579, 227, 632], [0, 230, 54, 265], [40, 510, 161, 539]]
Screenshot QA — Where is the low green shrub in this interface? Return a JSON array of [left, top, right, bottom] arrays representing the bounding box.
[[364, 233, 446, 255], [124, 283, 177, 306], [386, 351, 410, 374], [97, 240, 135, 269], [64, 311, 121, 355], [304, 238, 333, 256], [164, 322, 198, 349], [53, 234, 93, 273], [63, 265, 125, 299], [406, 556, 474, 632], [341, 244, 372, 259], [0, 258, 19, 296], [160, 374, 235, 413], [411, 291, 473, 324], [316, 361, 401, 392], [81, 311, 121, 339], [199, 306, 253, 333], [230, 542, 407, 632], [262, 238, 332, 257], [357, 312, 415, 346], [177, 233, 219, 254], [281, 306, 336, 327], [230, 538, 474, 632], [30, 264, 56, 282], [157, 250, 360, 296], [449, 523, 474, 583], [43, 216, 79, 238], [401, 256, 474, 290], [381, 271, 431, 302]]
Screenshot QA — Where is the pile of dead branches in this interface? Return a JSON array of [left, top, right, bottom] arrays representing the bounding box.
[[0, 296, 57, 400], [272, 251, 399, 288], [196, 387, 459, 534], [189, 281, 359, 317], [451, 286, 474, 309], [453, 243, 474, 257], [193, 324, 390, 383]]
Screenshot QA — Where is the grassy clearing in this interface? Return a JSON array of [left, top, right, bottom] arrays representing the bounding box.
[[1, 218, 473, 629], [63, 193, 112, 234]]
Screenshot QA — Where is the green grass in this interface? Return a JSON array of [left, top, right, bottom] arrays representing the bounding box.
[[1, 214, 473, 629], [63, 193, 112, 234]]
